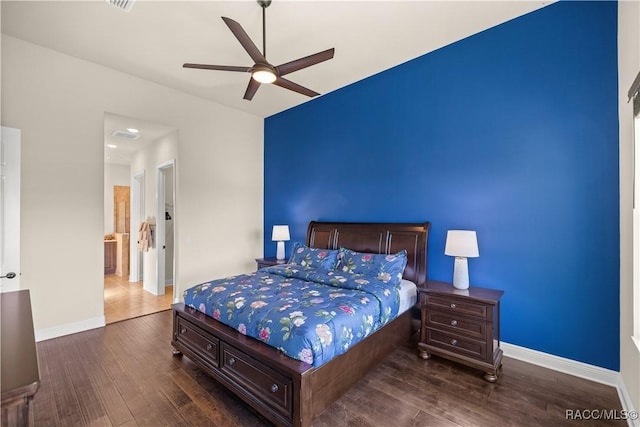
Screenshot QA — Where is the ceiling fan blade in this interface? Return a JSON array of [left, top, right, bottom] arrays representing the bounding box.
[[243, 78, 261, 101], [183, 63, 251, 72], [273, 77, 319, 98], [276, 48, 335, 77], [221, 17, 267, 64]]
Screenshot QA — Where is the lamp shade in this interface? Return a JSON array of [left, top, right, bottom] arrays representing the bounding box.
[[444, 230, 479, 258], [271, 225, 290, 242]]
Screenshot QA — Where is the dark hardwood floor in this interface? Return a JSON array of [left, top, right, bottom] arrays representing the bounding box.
[[32, 310, 624, 426]]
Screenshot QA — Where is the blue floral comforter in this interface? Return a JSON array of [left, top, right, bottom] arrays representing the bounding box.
[[183, 265, 401, 367]]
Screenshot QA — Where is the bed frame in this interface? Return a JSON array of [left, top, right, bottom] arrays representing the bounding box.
[[171, 221, 430, 427]]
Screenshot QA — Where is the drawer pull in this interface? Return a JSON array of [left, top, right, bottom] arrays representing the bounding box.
[[180, 328, 187, 334], [229, 357, 236, 366], [271, 384, 279, 393], [450, 320, 458, 326], [450, 303, 456, 309], [451, 339, 458, 346], [206, 343, 213, 351]]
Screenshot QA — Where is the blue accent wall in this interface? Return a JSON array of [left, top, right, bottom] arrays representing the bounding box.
[[264, 1, 619, 370]]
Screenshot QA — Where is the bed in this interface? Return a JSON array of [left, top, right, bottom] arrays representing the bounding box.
[[171, 221, 430, 427]]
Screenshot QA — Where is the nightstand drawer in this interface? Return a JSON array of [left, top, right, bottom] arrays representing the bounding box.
[[426, 328, 486, 360], [423, 294, 488, 320], [426, 311, 486, 340]]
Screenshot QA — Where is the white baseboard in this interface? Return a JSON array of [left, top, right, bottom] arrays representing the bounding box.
[[617, 376, 640, 427], [502, 342, 638, 426], [35, 316, 105, 342], [502, 342, 618, 386]]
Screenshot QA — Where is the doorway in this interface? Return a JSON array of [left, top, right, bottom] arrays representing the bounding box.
[[103, 112, 178, 323]]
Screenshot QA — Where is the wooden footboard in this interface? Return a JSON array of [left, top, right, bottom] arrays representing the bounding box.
[[172, 303, 414, 427], [300, 309, 414, 423]]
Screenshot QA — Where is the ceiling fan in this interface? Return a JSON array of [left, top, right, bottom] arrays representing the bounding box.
[[183, 0, 335, 101]]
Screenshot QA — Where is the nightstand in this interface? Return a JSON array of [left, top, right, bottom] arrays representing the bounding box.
[[417, 280, 504, 382], [255, 257, 286, 270]]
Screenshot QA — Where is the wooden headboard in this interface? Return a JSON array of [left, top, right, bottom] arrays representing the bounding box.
[[305, 221, 430, 286]]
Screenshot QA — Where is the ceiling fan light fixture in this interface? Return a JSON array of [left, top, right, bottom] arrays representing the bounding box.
[[252, 66, 277, 84]]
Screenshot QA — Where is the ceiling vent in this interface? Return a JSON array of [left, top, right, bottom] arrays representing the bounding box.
[[111, 130, 141, 140], [105, 0, 136, 12]]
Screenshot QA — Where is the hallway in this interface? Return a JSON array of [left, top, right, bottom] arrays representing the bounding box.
[[104, 274, 173, 324]]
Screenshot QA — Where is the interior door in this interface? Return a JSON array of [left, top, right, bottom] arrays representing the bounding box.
[[0, 127, 21, 292], [156, 159, 176, 299], [130, 171, 144, 283]]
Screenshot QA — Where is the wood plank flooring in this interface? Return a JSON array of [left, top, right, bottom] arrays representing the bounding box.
[[104, 274, 173, 324], [33, 310, 625, 426]]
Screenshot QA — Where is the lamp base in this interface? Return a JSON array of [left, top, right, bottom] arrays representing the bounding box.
[[452, 257, 469, 290], [276, 241, 285, 261]]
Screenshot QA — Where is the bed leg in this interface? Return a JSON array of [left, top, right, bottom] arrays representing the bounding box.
[[172, 348, 183, 357], [417, 348, 431, 360], [483, 371, 498, 383]]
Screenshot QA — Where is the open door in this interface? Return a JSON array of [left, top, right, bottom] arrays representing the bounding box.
[[0, 127, 21, 292], [130, 171, 145, 283], [156, 159, 176, 300]]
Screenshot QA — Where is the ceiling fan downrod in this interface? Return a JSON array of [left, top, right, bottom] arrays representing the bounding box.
[[258, 0, 271, 59]]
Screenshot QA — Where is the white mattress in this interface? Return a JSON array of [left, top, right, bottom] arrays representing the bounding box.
[[398, 279, 418, 314]]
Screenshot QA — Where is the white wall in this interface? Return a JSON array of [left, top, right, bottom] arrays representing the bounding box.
[[130, 132, 178, 295], [104, 163, 130, 235], [1, 36, 264, 338], [618, 0, 640, 413]]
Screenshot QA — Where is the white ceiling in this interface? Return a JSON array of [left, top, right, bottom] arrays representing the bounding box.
[[104, 112, 176, 165], [1, 1, 551, 119]]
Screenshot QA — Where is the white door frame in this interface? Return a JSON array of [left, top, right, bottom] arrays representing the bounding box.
[[130, 171, 145, 283], [156, 159, 176, 300], [0, 127, 21, 292], [633, 113, 640, 341]]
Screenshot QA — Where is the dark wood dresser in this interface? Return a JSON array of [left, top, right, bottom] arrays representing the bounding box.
[[417, 280, 504, 382], [1, 290, 40, 426]]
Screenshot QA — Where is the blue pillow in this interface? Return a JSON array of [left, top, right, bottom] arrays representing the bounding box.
[[336, 248, 408, 286], [288, 243, 339, 270]]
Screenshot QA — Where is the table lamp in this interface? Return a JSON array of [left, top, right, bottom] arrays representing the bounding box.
[[444, 230, 479, 290], [271, 225, 290, 261]]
